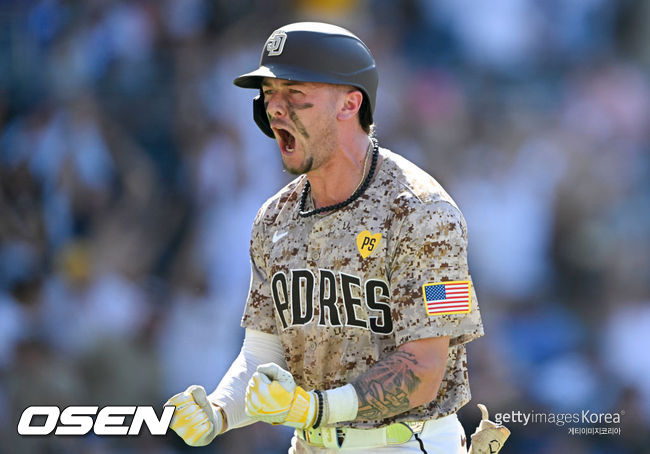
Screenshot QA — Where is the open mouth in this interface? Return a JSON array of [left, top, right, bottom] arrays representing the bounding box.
[[273, 127, 296, 153]]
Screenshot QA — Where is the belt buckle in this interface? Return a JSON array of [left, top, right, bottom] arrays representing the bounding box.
[[406, 421, 425, 434]]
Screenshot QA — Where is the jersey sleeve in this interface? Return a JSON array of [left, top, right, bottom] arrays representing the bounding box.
[[240, 210, 278, 335], [389, 200, 484, 347]]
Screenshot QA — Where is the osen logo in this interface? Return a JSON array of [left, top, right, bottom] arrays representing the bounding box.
[[18, 405, 174, 436], [266, 30, 287, 56]]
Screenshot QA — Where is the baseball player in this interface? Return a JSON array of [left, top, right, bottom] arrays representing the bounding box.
[[166, 22, 501, 453]]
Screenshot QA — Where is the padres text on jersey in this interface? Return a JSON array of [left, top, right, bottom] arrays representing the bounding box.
[[270, 269, 392, 334]]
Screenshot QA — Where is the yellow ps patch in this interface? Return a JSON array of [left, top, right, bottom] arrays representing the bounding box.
[[356, 230, 381, 258]]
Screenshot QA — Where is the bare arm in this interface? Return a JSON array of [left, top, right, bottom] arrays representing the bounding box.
[[351, 336, 449, 421]]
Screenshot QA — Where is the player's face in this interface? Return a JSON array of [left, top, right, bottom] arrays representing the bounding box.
[[262, 78, 339, 175]]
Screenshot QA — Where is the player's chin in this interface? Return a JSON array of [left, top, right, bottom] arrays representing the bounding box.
[[282, 154, 313, 175]]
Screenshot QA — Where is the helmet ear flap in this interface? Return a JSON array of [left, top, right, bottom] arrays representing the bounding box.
[[253, 93, 274, 138]]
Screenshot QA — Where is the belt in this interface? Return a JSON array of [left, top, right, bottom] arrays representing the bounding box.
[[298, 421, 426, 449]]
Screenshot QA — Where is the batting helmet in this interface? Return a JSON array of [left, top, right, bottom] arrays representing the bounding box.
[[233, 22, 378, 138]]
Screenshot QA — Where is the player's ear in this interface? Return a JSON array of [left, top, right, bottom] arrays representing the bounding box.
[[336, 88, 363, 121]]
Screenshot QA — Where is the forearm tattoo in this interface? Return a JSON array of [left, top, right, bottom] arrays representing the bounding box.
[[352, 351, 421, 420]]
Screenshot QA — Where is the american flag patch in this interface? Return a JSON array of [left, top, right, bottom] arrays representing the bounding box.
[[422, 281, 471, 316]]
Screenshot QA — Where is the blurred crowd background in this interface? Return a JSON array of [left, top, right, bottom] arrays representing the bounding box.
[[1, 1, 649, 453]]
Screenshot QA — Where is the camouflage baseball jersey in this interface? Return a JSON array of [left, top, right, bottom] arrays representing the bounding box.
[[241, 147, 484, 428]]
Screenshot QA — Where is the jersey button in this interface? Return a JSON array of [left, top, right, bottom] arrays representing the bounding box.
[[311, 250, 320, 261], [309, 341, 317, 351]]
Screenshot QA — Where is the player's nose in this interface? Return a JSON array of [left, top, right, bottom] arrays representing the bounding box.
[[266, 93, 288, 119]]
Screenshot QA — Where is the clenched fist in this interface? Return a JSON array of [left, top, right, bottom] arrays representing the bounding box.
[[165, 385, 224, 446], [245, 363, 317, 429]]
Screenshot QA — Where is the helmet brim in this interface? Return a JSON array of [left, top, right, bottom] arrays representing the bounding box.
[[233, 66, 276, 88], [234, 64, 372, 90]]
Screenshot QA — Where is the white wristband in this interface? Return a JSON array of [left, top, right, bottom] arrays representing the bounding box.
[[323, 384, 358, 424]]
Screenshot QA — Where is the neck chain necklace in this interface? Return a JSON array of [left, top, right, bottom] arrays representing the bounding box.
[[298, 139, 379, 218], [308, 139, 370, 210]]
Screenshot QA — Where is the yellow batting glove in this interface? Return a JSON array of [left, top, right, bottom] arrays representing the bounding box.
[[165, 385, 223, 446], [245, 363, 317, 429]]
